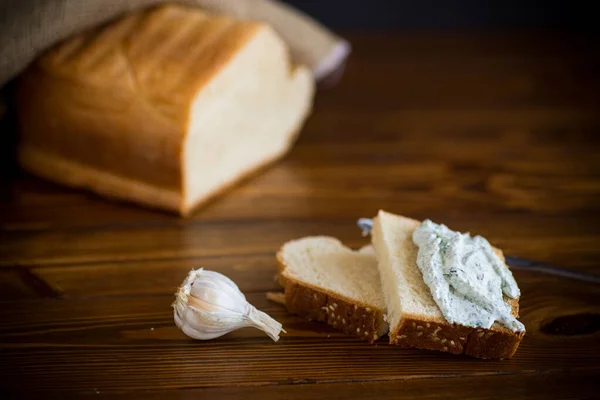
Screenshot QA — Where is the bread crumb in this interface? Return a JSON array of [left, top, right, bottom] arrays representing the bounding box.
[[478, 332, 485, 338], [354, 305, 358, 310], [416, 325, 423, 330], [411, 322, 416, 328], [450, 340, 455, 346], [459, 337, 466, 341], [416, 332, 423, 336], [366, 307, 371, 312], [432, 337, 440, 341], [399, 335, 407, 339], [329, 305, 335, 311], [333, 303, 338, 309], [342, 318, 346, 324], [443, 346, 448, 351], [426, 323, 431, 328], [266, 292, 286, 305], [441, 339, 447, 344], [357, 328, 361, 333], [364, 331, 368, 336]]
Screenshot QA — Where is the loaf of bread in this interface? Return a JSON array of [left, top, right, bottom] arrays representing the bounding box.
[[371, 210, 525, 359], [17, 4, 315, 215], [276, 236, 388, 342]]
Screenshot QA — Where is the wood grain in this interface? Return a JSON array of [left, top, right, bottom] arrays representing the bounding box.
[[2, 287, 600, 391], [8, 371, 599, 399], [28, 254, 283, 299], [1, 32, 599, 398]]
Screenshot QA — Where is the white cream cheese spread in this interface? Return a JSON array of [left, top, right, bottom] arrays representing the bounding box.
[[412, 220, 525, 332]]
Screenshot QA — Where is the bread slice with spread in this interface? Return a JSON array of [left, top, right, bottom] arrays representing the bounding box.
[[371, 210, 525, 359], [276, 236, 388, 342]]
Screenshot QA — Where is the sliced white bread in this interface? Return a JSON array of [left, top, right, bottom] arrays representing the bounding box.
[[276, 236, 388, 342], [371, 210, 525, 359]]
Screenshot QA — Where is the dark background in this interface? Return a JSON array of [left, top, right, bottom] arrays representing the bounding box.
[[282, 0, 595, 32]]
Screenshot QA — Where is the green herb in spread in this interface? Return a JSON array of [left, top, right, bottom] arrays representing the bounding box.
[[412, 220, 524, 332]]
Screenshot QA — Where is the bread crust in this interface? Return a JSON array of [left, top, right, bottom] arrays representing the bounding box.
[[276, 255, 388, 343], [18, 133, 297, 215], [18, 145, 182, 212], [389, 313, 525, 359]]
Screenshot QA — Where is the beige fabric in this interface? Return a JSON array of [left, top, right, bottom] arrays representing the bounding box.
[[0, 0, 349, 87]]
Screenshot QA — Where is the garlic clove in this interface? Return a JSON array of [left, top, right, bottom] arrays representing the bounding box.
[[173, 268, 285, 341], [174, 302, 246, 339]]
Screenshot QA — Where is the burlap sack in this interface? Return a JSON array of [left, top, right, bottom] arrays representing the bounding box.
[[0, 0, 350, 88]]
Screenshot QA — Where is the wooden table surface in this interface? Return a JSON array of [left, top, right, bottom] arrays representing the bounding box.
[[1, 32, 599, 399]]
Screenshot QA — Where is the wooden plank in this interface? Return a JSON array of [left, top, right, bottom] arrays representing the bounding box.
[[23, 259, 600, 300], [1, 216, 598, 275], [0, 268, 54, 299], [2, 127, 598, 232], [323, 63, 600, 110], [0, 220, 358, 267], [13, 371, 598, 399], [1, 278, 599, 391], [316, 34, 600, 110], [29, 254, 281, 299]]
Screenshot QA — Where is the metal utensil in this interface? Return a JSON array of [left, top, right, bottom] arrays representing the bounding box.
[[355, 218, 600, 285]]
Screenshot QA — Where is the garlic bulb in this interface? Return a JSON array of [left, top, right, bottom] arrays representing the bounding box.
[[173, 268, 285, 341]]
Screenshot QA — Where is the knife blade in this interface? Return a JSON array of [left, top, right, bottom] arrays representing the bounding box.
[[504, 255, 600, 284]]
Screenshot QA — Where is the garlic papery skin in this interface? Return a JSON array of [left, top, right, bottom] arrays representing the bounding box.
[[173, 269, 285, 341]]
